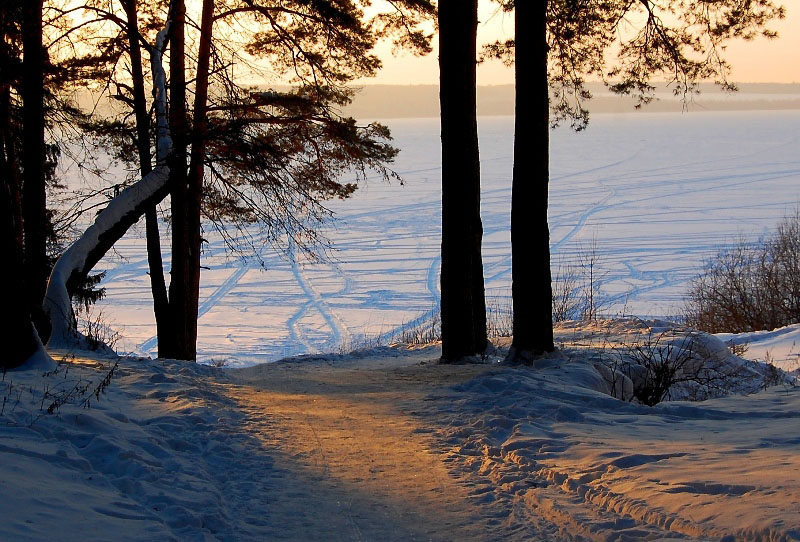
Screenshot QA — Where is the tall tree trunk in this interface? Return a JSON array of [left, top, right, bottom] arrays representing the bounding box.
[[122, 0, 172, 357], [178, 0, 215, 361], [508, 0, 555, 361], [438, 0, 487, 362], [21, 0, 50, 341], [1, 8, 39, 368], [166, 0, 191, 360]]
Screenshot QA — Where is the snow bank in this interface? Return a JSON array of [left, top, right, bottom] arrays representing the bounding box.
[[553, 318, 792, 403], [718, 322, 800, 374], [436, 327, 800, 541], [0, 351, 242, 541]]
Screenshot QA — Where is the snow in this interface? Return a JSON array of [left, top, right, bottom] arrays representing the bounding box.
[[43, 18, 172, 351], [444, 328, 800, 541], [2, 325, 798, 541], [717, 323, 800, 374], [10, 109, 798, 540], [88, 110, 800, 366]]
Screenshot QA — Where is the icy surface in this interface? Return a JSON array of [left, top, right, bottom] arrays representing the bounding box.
[[91, 111, 800, 364]]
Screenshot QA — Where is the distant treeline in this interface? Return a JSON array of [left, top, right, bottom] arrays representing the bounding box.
[[343, 83, 800, 119]]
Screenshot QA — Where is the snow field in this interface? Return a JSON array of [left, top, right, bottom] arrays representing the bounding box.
[[90, 110, 800, 365]]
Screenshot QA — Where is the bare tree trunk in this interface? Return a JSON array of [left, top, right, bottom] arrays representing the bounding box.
[[166, 0, 193, 360], [122, 0, 173, 357], [177, 0, 215, 361], [507, 0, 555, 362], [438, 0, 487, 362], [21, 0, 50, 341], [43, 16, 173, 348]]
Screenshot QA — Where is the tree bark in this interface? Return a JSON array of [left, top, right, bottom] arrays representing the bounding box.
[[21, 0, 50, 341], [438, 0, 487, 362], [165, 0, 191, 360], [508, 0, 555, 361], [178, 0, 215, 361], [122, 0, 173, 357]]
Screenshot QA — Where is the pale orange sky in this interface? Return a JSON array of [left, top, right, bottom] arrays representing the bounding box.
[[361, 0, 799, 85]]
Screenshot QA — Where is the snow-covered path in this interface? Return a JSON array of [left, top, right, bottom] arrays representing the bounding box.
[[224, 349, 499, 540], [2, 333, 799, 541]]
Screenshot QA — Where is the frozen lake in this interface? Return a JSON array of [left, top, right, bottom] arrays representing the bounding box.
[[93, 110, 800, 365]]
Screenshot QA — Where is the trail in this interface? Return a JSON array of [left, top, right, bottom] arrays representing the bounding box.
[[219, 346, 747, 541], [223, 350, 548, 541]]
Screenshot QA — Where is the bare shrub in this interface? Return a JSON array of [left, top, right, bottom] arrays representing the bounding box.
[[336, 330, 387, 353], [618, 330, 699, 406], [1, 355, 119, 425], [726, 339, 749, 357], [552, 238, 608, 323], [551, 261, 583, 323], [578, 236, 607, 321], [394, 308, 441, 345], [592, 324, 781, 406], [685, 210, 800, 333], [486, 294, 513, 338], [760, 351, 786, 390], [75, 306, 122, 352]]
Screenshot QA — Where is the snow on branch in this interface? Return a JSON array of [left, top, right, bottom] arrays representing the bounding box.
[[43, 16, 173, 349]]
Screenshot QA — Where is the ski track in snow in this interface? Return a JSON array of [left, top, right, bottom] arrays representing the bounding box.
[[137, 264, 253, 354], [286, 239, 351, 352], [89, 112, 800, 364]]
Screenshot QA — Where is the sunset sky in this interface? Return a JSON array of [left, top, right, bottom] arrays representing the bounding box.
[[361, 0, 800, 86]]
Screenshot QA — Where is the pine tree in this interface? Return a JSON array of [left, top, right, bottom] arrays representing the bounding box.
[[1, 1, 39, 368], [42, 0, 435, 357], [21, 0, 49, 340], [485, 0, 785, 363]]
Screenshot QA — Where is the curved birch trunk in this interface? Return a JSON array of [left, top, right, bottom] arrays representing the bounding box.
[[43, 20, 173, 349]]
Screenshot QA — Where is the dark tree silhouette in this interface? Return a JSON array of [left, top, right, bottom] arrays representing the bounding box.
[[120, 0, 173, 358], [485, 0, 785, 363], [438, 0, 488, 362], [21, 0, 50, 340], [506, 0, 553, 362], [1, 1, 39, 368], [1, 148, 39, 369], [165, 0, 191, 360]]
